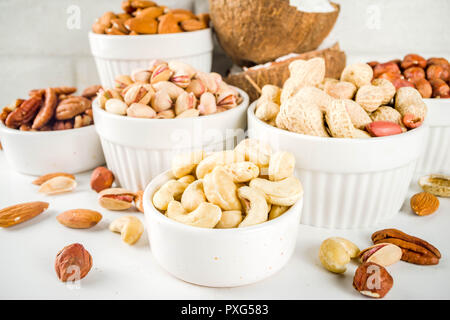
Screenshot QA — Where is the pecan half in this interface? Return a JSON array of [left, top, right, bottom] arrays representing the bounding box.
[[372, 228, 441, 265], [55, 96, 91, 120], [5, 96, 42, 129], [32, 88, 57, 129]]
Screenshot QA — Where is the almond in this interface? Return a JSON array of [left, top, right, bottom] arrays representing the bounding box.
[[410, 192, 439, 216], [57, 209, 102, 229], [32, 172, 75, 186], [158, 13, 182, 34], [125, 16, 158, 34], [0, 202, 49, 228]]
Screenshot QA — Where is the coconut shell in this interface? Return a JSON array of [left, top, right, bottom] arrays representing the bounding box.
[[225, 43, 346, 102], [209, 0, 340, 66]]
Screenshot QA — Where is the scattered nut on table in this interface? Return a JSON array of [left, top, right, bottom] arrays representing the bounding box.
[[0, 201, 49, 228], [99, 188, 136, 211], [109, 216, 144, 245], [152, 139, 303, 228], [90, 166, 115, 193], [410, 192, 440, 216], [56, 209, 102, 229], [38, 176, 77, 195], [318, 237, 360, 273]]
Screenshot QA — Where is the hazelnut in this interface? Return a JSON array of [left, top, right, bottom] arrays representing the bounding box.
[[90, 166, 115, 193], [55, 243, 93, 282], [392, 78, 414, 90], [378, 72, 402, 82], [426, 64, 449, 81], [401, 54, 427, 69], [373, 62, 401, 78], [430, 79, 450, 98], [353, 262, 393, 299], [413, 78, 432, 98]]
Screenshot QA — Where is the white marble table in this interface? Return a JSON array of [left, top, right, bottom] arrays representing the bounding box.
[[0, 151, 448, 300]]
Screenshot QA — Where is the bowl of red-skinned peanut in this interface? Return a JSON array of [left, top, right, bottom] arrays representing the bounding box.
[[247, 57, 429, 229], [93, 60, 249, 191], [0, 85, 105, 175]]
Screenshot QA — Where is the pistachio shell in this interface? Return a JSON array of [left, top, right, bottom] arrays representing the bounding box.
[[39, 176, 77, 195], [99, 188, 135, 211]]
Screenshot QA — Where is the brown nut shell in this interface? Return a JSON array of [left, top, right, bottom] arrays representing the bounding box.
[[90, 167, 115, 193]]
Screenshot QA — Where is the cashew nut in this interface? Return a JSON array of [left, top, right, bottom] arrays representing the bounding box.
[[181, 180, 206, 212], [223, 162, 260, 183], [196, 150, 245, 179], [166, 201, 222, 228], [249, 176, 303, 206], [171, 150, 204, 178], [319, 237, 360, 273], [203, 166, 241, 211], [109, 216, 144, 245], [216, 210, 243, 229], [234, 139, 272, 168], [238, 186, 269, 228], [269, 205, 289, 220], [178, 175, 195, 185], [268, 151, 295, 181], [152, 179, 189, 211]]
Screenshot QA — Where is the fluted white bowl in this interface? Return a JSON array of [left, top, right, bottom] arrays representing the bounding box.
[[89, 29, 213, 88], [0, 123, 105, 175], [415, 99, 450, 175], [93, 87, 249, 191], [143, 169, 303, 287], [247, 102, 429, 229]]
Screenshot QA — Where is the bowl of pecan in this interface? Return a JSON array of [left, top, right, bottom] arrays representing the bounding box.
[[0, 86, 105, 175], [89, 1, 213, 88], [368, 55, 450, 174]]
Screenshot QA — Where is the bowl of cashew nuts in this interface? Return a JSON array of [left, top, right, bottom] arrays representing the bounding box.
[[143, 139, 304, 287], [247, 58, 430, 229]]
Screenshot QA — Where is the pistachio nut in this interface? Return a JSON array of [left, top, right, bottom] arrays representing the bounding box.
[[150, 63, 173, 84], [123, 83, 154, 105], [105, 98, 128, 115], [99, 188, 135, 211], [39, 176, 77, 195], [358, 243, 402, 267]]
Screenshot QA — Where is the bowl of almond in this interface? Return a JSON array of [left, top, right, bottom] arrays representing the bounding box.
[[0, 86, 105, 175], [89, 1, 213, 88]]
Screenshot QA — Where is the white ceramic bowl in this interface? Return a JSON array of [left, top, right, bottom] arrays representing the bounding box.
[[143, 170, 303, 287], [415, 99, 450, 175], [89, 30, 213, 88], [247, 102, 429, 229], [0, 124, 105, 176], [93, 87, 249, 191]]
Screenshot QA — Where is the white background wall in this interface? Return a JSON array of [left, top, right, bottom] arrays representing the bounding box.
[[0, 0, 449, 104]]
